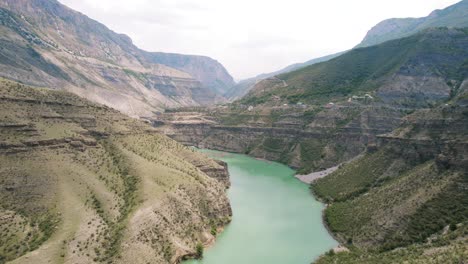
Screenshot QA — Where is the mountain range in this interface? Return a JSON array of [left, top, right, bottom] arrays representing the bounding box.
[[241, 27, 468, 107], [224, 51, 346, 100], [0, 0, 234, 117]]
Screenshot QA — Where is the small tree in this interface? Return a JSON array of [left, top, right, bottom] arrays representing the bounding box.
[[449, 223, 457, 231], [210, 225, 217, 236], [196, 243, 204, 258]]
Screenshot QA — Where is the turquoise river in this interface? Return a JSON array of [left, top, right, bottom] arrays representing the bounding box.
[[186, 150, 337, 264]]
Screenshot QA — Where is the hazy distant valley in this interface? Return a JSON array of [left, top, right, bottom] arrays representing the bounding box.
[[0, 0, 467, 263]]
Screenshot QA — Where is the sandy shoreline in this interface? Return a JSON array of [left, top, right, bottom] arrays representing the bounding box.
[[296, 155, 363, 184], [295, 165, 340, 184]]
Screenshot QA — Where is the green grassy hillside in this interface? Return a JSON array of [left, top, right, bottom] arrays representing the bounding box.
[[241, 27, 468, 107], [316, 224, 467, 264], [358, 0, 468, 48], [312, 95, 468, 262]]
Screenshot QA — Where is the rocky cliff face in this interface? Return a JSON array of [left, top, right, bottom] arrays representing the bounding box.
[[152, 103, 404, 174], [379, 89, 468, 170], [145, 52, 235, 96], [0, 0, 234, 117], [0, 78, 231, 264]]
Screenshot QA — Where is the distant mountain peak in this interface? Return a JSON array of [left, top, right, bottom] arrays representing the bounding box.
[[357, 0, 468, 48]]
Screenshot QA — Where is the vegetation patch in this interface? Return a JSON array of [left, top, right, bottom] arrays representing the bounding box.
[[312, 149, 398, 202]]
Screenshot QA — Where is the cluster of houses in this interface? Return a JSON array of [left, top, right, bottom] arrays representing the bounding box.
[[246, 102, 308, 111], [239, 93, 375, 112]]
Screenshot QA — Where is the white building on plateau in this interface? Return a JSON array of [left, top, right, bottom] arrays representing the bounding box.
[[325, 102, 335, 108], [349, 94, 374, 102]]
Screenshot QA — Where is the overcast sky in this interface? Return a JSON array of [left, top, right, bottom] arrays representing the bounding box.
[[59, 0, 460, 80]]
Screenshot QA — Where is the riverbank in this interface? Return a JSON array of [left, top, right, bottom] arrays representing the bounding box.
[[319, 204, 349, 256]]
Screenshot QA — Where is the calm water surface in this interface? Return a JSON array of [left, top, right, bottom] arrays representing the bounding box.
[[185, 150, 337, 264]]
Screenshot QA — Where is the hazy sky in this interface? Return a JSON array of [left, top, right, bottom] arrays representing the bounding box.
[[59, 0, 460, 80]]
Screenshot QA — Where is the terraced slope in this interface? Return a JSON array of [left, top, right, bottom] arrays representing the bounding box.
[[0, 78, 231, 264], [153, 103, 404, 174]]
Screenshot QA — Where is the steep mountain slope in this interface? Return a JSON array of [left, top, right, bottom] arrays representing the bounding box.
[[313, 90, 468, 263], [358, 0, 468, 48], [227, 0, 468, 101], [0, 0, 234, 117], [241, 28, 468, 108], [224, 51, 345, 100], [0, 78, 231, 264]]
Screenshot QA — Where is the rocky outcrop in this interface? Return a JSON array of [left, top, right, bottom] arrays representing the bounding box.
[[377, 98, 468, 171], [197, 160, 231, 188]]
